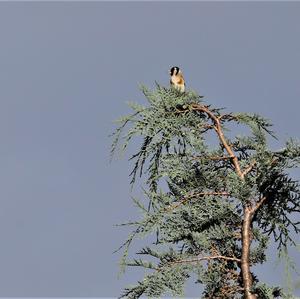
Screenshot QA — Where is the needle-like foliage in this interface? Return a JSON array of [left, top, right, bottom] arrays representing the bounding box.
[[111, 85, 300, 299]]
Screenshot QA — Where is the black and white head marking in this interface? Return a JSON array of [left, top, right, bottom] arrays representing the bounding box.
[[170, 66, 180, 76]]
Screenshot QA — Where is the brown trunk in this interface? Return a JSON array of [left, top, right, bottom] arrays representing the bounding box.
[[241, 208, 256, 299], [191, 104, 262, 298]]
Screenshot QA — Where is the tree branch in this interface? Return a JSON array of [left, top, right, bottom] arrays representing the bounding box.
[[192, 155, 232, 161], [251, 196, 267, 214], [167, 255, 241, 266], [242, 161, 256, 177], [166, 191, 230, 212], [191, 104, 244, 179]]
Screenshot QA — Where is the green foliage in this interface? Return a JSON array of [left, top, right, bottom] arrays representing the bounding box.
[[252, 283, 282, 299], [112, 85, 300, 298]]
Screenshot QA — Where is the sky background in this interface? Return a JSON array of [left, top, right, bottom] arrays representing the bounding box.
[[0, 1, 299, 297]]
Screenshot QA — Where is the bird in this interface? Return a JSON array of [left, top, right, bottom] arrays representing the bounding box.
[[169, 66, 185, 93]]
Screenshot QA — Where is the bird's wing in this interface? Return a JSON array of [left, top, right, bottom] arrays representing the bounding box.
[[176, 77, 184, 85]]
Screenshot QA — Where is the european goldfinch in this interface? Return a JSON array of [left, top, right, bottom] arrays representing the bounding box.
[[170, 66, 185, 93]]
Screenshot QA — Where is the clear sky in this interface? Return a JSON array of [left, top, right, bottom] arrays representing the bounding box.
[[0, 1, 299, 297]]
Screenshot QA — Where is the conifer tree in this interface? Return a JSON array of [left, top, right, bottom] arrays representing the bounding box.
[[111, 84, 300, 299]]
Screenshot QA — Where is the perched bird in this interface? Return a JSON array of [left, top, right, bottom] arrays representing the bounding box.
[[169, 66, 185, 93]]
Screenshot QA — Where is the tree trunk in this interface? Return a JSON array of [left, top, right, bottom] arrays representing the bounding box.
[[241, 207, 256, 299]]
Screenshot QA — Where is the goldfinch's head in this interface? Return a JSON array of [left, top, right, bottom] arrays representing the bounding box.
[[169, 66, 181, 76]]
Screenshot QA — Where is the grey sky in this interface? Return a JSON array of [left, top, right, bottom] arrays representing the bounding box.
[[0, 1, 299, 297]]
